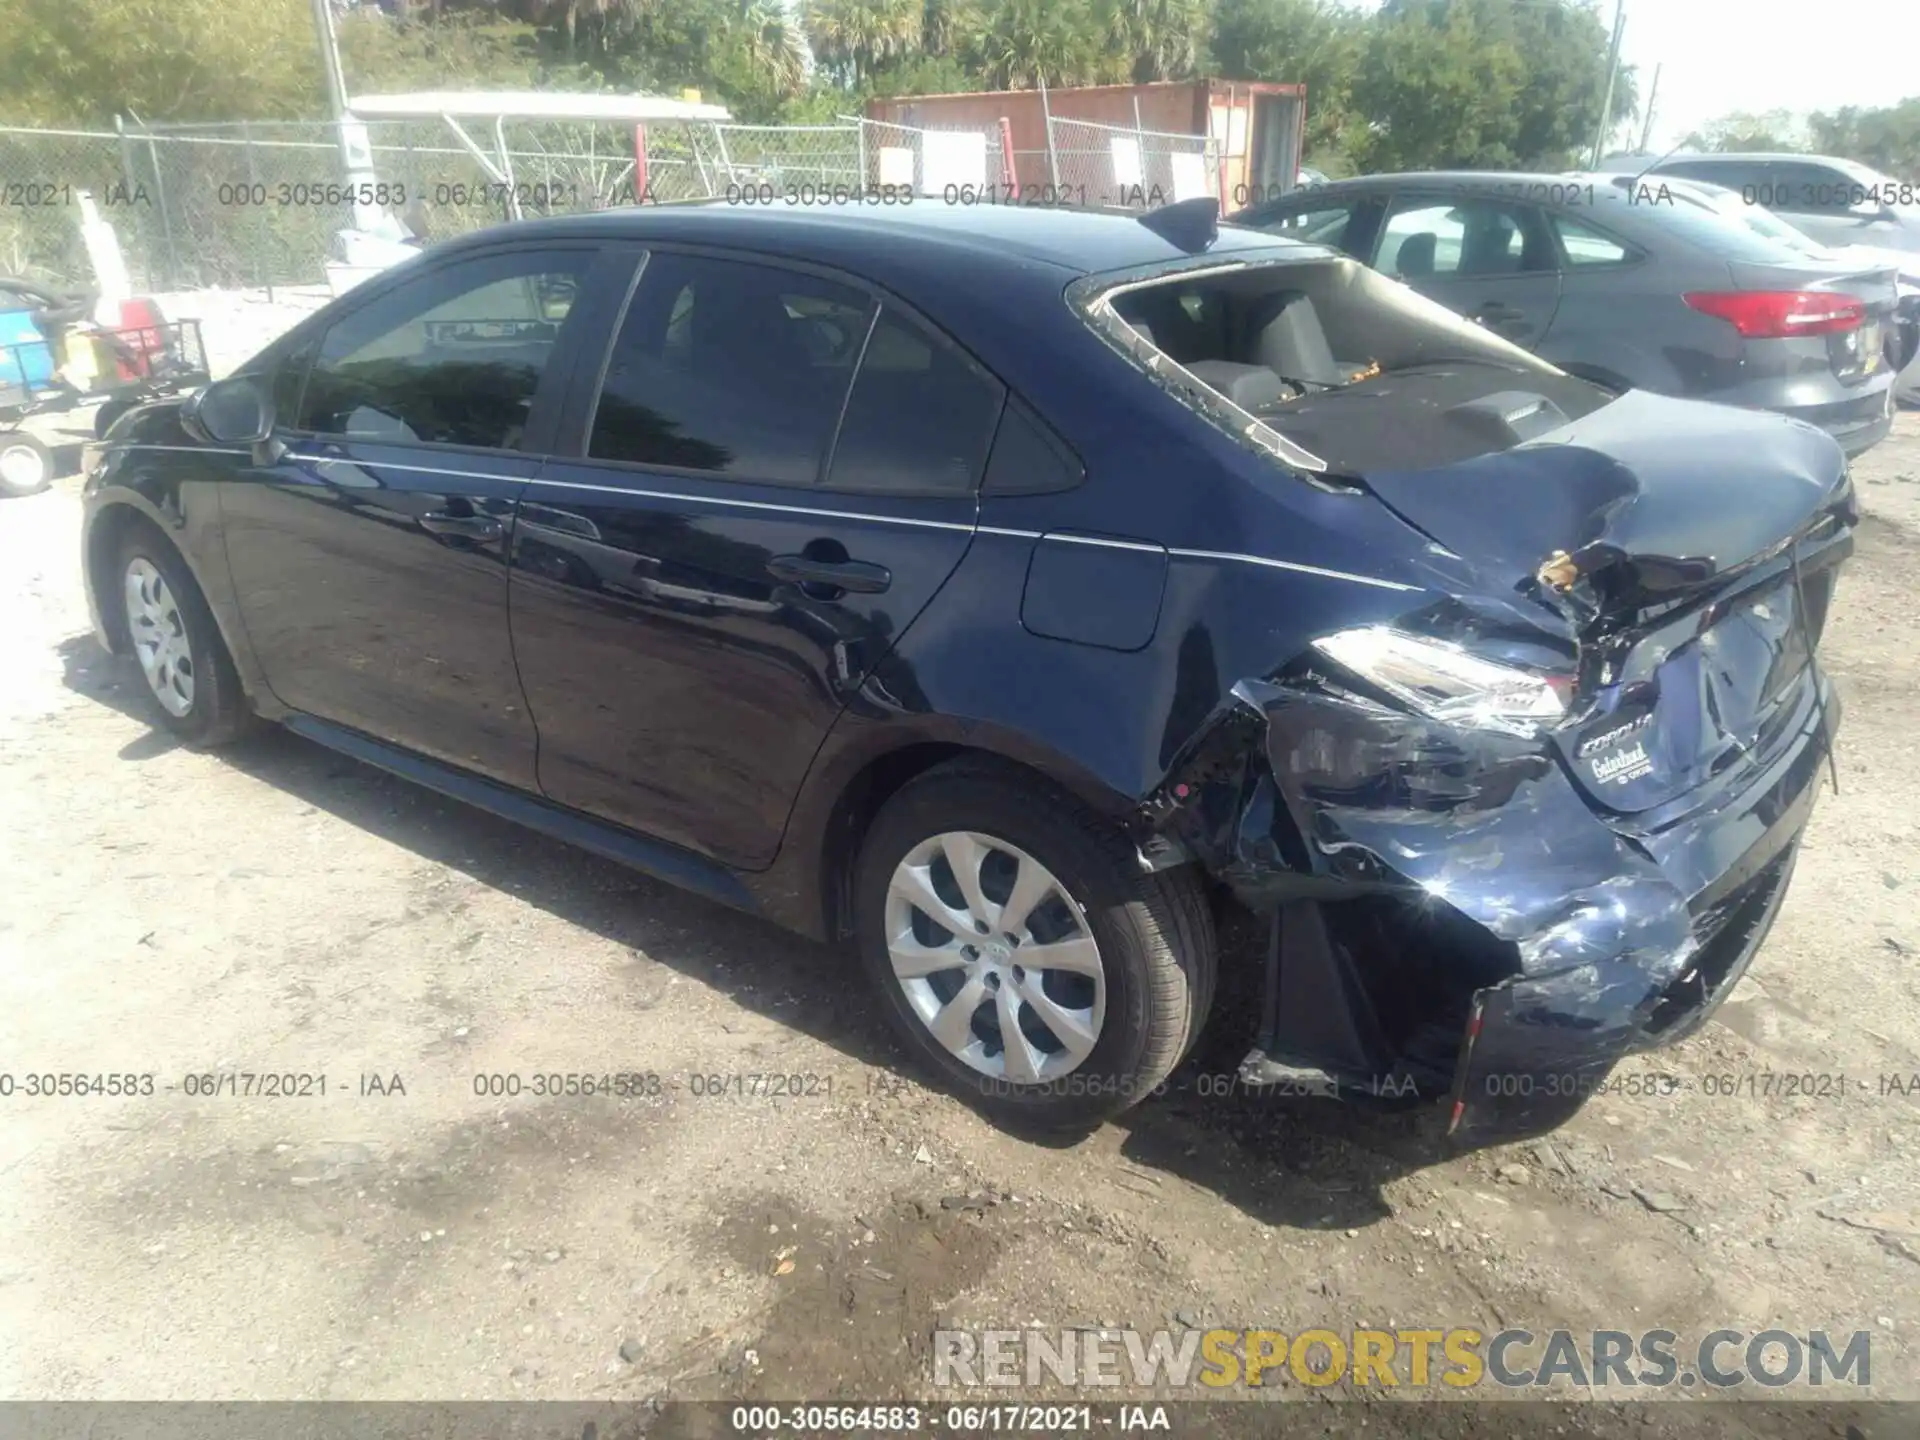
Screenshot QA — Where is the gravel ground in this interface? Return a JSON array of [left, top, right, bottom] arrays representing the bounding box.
[[1, 407, 1917, 1423]]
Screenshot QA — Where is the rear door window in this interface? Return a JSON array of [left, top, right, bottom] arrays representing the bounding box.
[[1633, 198, 1816, 263], [588, 252, 872, 485], [822, 308, 1004, 496], [1375, 198, 1556, 278]]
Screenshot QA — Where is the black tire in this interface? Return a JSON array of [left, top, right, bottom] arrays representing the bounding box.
[[115, 523, 254, 745], [852, 758, 1217, 1130], [0, 430, 53, 497]]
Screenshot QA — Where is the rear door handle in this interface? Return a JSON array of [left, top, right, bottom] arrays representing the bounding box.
[[766, 554, 892, 594], [420, 511, 504, 541], [1475, 302, 1526, 320]]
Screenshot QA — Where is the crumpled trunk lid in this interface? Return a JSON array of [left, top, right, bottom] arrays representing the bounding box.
[[1547, 557, 1838, 815], [1359, 389, 1854, 815]]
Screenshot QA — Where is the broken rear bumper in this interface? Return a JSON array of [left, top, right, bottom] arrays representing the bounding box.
[[1447, 672, 1833, 1145], [1157, 661, 1839, 1149]]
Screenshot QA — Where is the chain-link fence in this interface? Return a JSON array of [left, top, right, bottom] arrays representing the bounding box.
[[687, 123, 864, 197], [674, 120, 1011, 202], [0, 111, 1124, 296], [852, 118, 1013, 199], [1, 118, 693, 293], [0, 128, 133, 285], [116, 117, 687, 291], [1041, 116, 1221, 209]]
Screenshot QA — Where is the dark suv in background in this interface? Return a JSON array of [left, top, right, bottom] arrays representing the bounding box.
[[1231, 171, 1898, 455]]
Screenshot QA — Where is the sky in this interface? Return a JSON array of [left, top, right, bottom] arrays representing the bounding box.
[[1615, 0, 1920, 149], [1341, 0, 1919, 152]]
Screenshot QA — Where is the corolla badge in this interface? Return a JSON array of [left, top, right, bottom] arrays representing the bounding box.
[[1578, 711, 1656, 786]]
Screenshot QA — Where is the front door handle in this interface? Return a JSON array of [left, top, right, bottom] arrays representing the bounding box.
[[766, 553, 892, 594], [1474, 302, 1527, 322], [420, 510, 504, 541]]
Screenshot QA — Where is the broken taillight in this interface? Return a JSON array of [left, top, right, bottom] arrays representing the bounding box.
[[1311, 626, 1572, 739]]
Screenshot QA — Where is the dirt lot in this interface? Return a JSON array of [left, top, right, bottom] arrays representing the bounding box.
[[1, 409, 1917, 1425]]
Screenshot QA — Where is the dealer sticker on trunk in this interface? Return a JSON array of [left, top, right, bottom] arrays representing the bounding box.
[[1578, 711, 1656, 787]]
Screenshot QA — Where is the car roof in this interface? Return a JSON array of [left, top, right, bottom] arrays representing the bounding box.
[[1238, 170, 1662, 216], [410, 201, 1338, 434], [1589, 169, 1726, 194], [1274, 170, 1599, 192], [431, 199, 1310, 283], [1644, 152, 1846, 165]]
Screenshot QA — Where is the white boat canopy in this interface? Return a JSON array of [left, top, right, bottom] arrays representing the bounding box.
[[345, 91, 731, 124], [342, 90, 731, 218]]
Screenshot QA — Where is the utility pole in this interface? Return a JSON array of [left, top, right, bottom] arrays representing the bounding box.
[[310, 0, 353, 165], [1638, 62, 1661, 153], [1589, 0, 1625, 169], [309, 0, 382, 227]]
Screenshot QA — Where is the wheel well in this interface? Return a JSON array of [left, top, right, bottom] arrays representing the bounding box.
[[817, 743, 1117, 943], [86, 504, 164, 652]]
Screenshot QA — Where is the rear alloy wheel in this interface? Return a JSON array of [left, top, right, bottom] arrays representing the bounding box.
[[0, 431, 52, 497], [854, 760, 1215, 1129], [116, 527, 253, 745]]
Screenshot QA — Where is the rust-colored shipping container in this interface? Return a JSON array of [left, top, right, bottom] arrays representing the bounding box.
[[865, 79, 1306, 207]]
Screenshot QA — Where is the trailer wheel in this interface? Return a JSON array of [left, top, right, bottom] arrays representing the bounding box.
[[0, 430, 53, 497]]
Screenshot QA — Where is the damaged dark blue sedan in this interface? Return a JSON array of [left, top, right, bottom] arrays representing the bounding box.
[[81, 198, 1851, 1146]]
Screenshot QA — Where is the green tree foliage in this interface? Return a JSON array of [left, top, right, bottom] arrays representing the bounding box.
[[0, 0, 326, 125], [1212, 0, 1636, 174], [1102, 0, 1212, 84], [804, 0, 924, 88], [59, 0, 1920, 188], [338, 11, 549, 94], [1349, 0, 1636, 171], [973, 0, 1106, 87], [1212, 0, 1366, 169], [1678, 109, 1803, 154], [1807, 101, 1919, 178], [1678, 102, 1918, 179]]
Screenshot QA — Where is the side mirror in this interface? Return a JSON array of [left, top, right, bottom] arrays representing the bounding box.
[[183, 376, 289, 466], [183, 376, 275, 446]]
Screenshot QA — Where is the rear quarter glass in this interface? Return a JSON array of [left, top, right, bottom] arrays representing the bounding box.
[[1626, 195, 1816, 264]]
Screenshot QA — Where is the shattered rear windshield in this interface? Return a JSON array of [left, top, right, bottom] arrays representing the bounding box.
[[1070, 252, 1614, 475]]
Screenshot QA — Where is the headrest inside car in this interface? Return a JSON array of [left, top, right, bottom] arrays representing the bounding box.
[[1185, 360, 1285, 411]]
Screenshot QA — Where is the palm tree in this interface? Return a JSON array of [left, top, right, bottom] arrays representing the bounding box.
[[803, 0, 920, 87], [518, 0, 634, 60], [729, 0, 809, 98], [1101, 0, 1206, 83], [977, 0, 1098, 88], [919, 0, 977, 59]]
